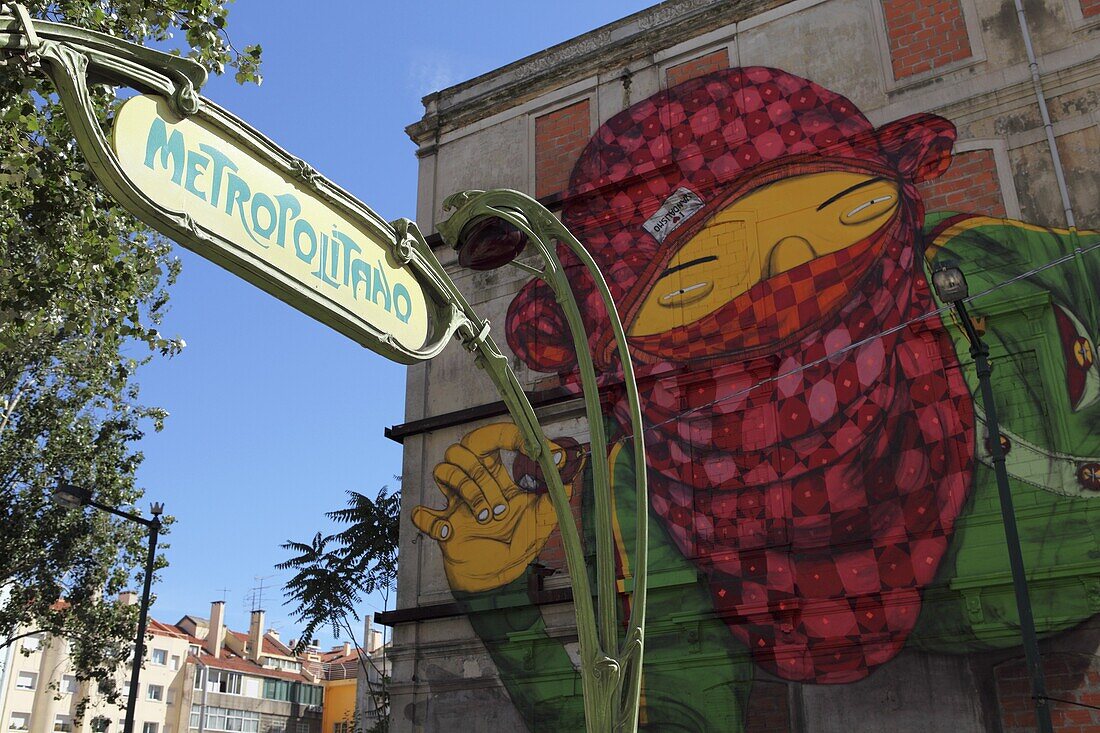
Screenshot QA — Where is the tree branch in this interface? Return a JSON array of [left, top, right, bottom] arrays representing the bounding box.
[[0, 628, 44, 650], [0, 387, 24, 434], [338, 616, 388, 723]]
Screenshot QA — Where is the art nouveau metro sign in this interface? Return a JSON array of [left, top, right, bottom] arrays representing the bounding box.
[[111, 95, 429, 353], [0, 11, 469, 365]]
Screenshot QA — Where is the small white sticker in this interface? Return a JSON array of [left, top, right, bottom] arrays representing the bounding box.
[[643, 187, 706, 243]]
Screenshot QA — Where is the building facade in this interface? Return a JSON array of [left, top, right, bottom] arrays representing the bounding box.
[[318, 621, 389, 733], [0, 594, 192, 733], [351, 629, 388, 733], [388, 0, 1100, 731], [0, 599, 324, 733], [175, 602, 323, 733]]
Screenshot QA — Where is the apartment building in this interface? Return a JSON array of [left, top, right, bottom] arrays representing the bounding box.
[[317, 621, 388, 733], [0, 599, 323, 733], [0, 593, 190, 733], [175, 602, 323, 733]]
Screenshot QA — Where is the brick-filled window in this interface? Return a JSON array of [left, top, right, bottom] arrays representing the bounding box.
[[743, 681, 791, 733], [882, 0, 972, 80], [917, 148, 1006, 217], [666, 49, 730, 87], [534, 100, 591, 199], [1082, 0, 1100, 17], [996, 653, 1099, 731]]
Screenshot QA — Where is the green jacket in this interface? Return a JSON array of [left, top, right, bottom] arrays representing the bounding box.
[[913, 214, 1100, 651]]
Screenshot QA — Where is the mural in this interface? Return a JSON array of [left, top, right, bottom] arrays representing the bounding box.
[[410, 67, 1100, 730]]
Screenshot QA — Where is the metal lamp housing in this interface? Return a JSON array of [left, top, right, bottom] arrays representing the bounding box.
[[456, 214, 530, 271], [932, 264, 970, 303], [53, 481, 91, 509]]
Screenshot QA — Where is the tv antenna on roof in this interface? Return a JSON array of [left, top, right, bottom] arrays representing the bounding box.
[[246, 574, 276, 612]]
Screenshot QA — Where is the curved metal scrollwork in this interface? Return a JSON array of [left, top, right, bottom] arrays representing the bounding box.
[[438, 188, 650, 733]]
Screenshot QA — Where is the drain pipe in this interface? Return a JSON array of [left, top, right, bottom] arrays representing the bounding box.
[[1013, 0, 1077, 229]]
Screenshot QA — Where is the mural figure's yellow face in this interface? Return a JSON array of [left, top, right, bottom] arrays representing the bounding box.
[[630, 172, 902, 337]]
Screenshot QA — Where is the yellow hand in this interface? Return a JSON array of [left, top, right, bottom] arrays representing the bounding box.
[[411, 423, 583, 594]]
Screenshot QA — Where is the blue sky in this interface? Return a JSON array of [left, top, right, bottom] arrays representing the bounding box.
[[134, 0, 652, 648]]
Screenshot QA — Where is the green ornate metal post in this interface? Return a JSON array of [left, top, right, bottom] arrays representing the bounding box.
[[435, 190, 649, 733], [1, 6, 647, 730]]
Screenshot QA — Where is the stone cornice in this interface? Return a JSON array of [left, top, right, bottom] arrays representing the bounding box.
[[405, 0, 791, 145]]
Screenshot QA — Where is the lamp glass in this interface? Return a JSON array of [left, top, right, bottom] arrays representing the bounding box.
[[53, 482, 90, 509], [932, 265, 969, 303], [456, 216, 529, 271]]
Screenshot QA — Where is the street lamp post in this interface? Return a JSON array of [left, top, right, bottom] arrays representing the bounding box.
[[435, 189, 649, 733], [54, 482, 164, 733], [930, 264, 1053, 733]]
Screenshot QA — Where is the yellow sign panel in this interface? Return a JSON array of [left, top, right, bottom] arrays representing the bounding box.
[[110, 94, 429, 353]]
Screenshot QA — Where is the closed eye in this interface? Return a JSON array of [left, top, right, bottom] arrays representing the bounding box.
[[658, 256, 718, 281], [845, 195, 894, 218], [660, 282, 711, 302], [816, 177, 887, 212]]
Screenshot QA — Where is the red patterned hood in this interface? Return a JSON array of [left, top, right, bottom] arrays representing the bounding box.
[[505, 67, 974, 682], [628, 203, 974, 682]]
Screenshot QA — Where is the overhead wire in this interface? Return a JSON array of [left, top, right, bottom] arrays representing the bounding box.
[[542, 231, 1100, 468]]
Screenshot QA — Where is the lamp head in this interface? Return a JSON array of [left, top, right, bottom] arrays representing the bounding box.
[[53, 481, 91, 510], [931, 262, 969, 303], [455, 214, 529, 271], [150, 502, 164, 517]]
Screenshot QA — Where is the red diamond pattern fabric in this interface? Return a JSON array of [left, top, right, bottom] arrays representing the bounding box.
[[504, 67, 973, 683]]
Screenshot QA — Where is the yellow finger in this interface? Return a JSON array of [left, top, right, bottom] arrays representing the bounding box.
[[462, 422, 570, 467], [410, 504, 453, 543], [435, 461, 498, 525], [520, 442, 573, 498], [447, 424, 515, 500], [431, 462, 461, 504], [463, 422, 528, 457], [461, 423, 573, 501], [444, 443, 510, 521]]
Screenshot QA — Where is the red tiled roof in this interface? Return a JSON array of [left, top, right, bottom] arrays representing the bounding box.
[[319, 648, 360, 664], [147, 614, 313, 682], [313, 645, 366, 681], [186, 651, 316, 683], [227, 630, 295, 657], [148, 619, 188, 639], [324, 661, 362, 681], [263, 634, 293, 656]]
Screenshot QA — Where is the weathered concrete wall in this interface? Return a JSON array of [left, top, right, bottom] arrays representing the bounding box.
[[389, 0, 1100, 730]]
